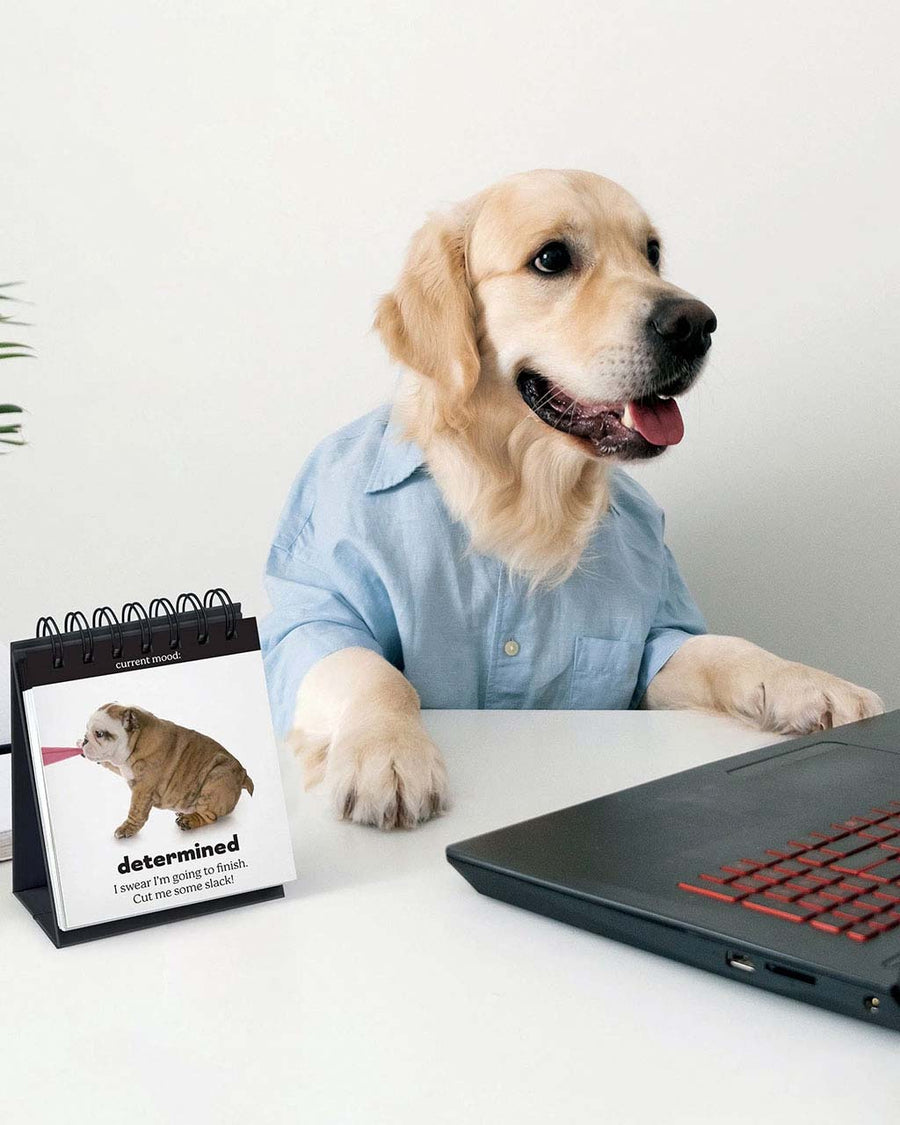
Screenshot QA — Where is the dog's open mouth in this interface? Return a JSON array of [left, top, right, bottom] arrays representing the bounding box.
[[516, 370, 684, 459]]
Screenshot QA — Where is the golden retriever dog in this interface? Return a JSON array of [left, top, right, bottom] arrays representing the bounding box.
[[262, 169, 882, 829]]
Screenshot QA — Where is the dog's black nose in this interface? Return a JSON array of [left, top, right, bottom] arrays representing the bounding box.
[[649, 298, 717, 360]]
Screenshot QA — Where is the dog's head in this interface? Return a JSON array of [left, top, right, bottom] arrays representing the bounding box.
[[376, 169, 715, 459], [78, 703, 140, 765]]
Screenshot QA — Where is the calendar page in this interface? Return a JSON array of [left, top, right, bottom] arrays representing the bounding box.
[[21, 629, 296, 931]]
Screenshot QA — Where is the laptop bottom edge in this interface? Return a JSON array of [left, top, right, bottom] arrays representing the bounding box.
[[448, 855, 900, 1031]]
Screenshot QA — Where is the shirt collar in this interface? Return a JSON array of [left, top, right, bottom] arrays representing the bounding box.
[[364, 417, 427, 493]]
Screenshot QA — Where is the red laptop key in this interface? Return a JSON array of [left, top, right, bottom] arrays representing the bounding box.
[[771, 858, 811, 876], [721, 859, 762, 875], [860, 859, 900, 884], [819, 884, 858, 903], [810, 827, 851, 843], [819, 834, 876, 859], [797, 894, 835, 912], [810, 871, 843, 886], [830, 846, 897, 874], [678, 881, 749, 903], [837, 876, 878, 894], [729, 877, 760, 893], [854, 895, 891, 913], [763, 884, 808, 903], [847, 924, 880, 942], [766, 844, 806, 859], [742, 896, 819, 922], [833, 902, 877, 921], [789, 834, 833, 850], [858, 824, 899, 842], [832, 816, 875, 831], [811, 912, 854, 934], [867, 914, 900, 933], [745, 870, 783, 887], [788, 873, 840, 893], [799, 849, 841, 867]]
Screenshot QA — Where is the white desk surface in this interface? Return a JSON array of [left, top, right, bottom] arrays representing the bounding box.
[[2, 710, 899, 1123]]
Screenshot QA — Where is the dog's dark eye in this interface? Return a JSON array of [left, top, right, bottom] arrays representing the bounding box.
[[647, 239, 661, 268], [531, 242, 572, 275], [94, 730, 103, 739]]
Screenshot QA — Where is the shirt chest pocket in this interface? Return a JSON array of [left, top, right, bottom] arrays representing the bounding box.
[[567, 635, 645, 710]]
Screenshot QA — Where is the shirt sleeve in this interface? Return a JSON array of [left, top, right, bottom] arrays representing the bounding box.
[[259, 469, 404, 738], [632, 543, 707, 706]]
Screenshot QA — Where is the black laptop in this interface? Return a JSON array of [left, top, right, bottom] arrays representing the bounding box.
[[446, 709, 900, 1030]]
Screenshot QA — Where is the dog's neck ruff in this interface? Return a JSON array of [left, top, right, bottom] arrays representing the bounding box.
[[394, 382, 611, 588]]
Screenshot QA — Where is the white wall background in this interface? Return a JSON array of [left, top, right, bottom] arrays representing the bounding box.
[[2, 0, 898, 740]]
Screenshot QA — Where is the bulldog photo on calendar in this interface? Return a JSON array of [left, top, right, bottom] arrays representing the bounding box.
[[78, 703, 255, 839]]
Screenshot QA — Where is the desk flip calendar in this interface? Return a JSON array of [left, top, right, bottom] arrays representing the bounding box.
[[10, 590, 296, 946]]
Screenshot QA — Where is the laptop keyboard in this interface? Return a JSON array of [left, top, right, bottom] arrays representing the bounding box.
[[678, 801, 900, 944]]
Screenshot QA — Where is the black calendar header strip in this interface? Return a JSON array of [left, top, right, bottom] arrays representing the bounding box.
[[17, 612, 260, 690]]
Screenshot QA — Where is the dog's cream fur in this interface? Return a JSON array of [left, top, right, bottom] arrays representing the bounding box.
[[288, 169, 883, 829]]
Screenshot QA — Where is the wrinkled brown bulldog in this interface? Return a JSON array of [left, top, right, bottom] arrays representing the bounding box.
[[78, 703, 254, 839]]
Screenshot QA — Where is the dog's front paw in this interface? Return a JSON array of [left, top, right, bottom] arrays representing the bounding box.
[[325, 717, 449, 830], [114, 821, 138, 839], [745, 661, 884, 735]]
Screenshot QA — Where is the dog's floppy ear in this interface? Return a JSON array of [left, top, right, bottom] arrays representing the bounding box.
[[374, 205, 479, 430], [121, 708, 139, 733]]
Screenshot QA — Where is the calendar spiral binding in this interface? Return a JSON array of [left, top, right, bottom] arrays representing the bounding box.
[[34, 587, 238, 669]]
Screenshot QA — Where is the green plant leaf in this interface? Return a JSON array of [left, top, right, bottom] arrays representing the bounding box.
[[1, 281, 30, 453]]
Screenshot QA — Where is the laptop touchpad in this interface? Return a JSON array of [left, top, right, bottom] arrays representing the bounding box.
[[728, 739, 899, 777]]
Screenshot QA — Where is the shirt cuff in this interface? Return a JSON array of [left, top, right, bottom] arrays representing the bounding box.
[[261, 621, 384, 740], [632, 627, 701, 707]]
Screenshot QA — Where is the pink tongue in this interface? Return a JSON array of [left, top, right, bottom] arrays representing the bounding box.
[[42, 746, 84, 766], [628, 397, 684, 446]]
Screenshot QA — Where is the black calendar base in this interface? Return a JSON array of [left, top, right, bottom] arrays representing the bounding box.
[[14, 881, 284, 948]]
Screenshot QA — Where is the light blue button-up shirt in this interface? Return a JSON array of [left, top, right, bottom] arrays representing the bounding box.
[[261, 405, 706, 738]]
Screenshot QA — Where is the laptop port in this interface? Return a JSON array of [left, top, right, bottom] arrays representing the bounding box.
[[766, 962, 816, 985], [726, 952, 756, 973]]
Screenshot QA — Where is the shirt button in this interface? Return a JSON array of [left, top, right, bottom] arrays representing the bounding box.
[[503, 639, 520, 657]]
